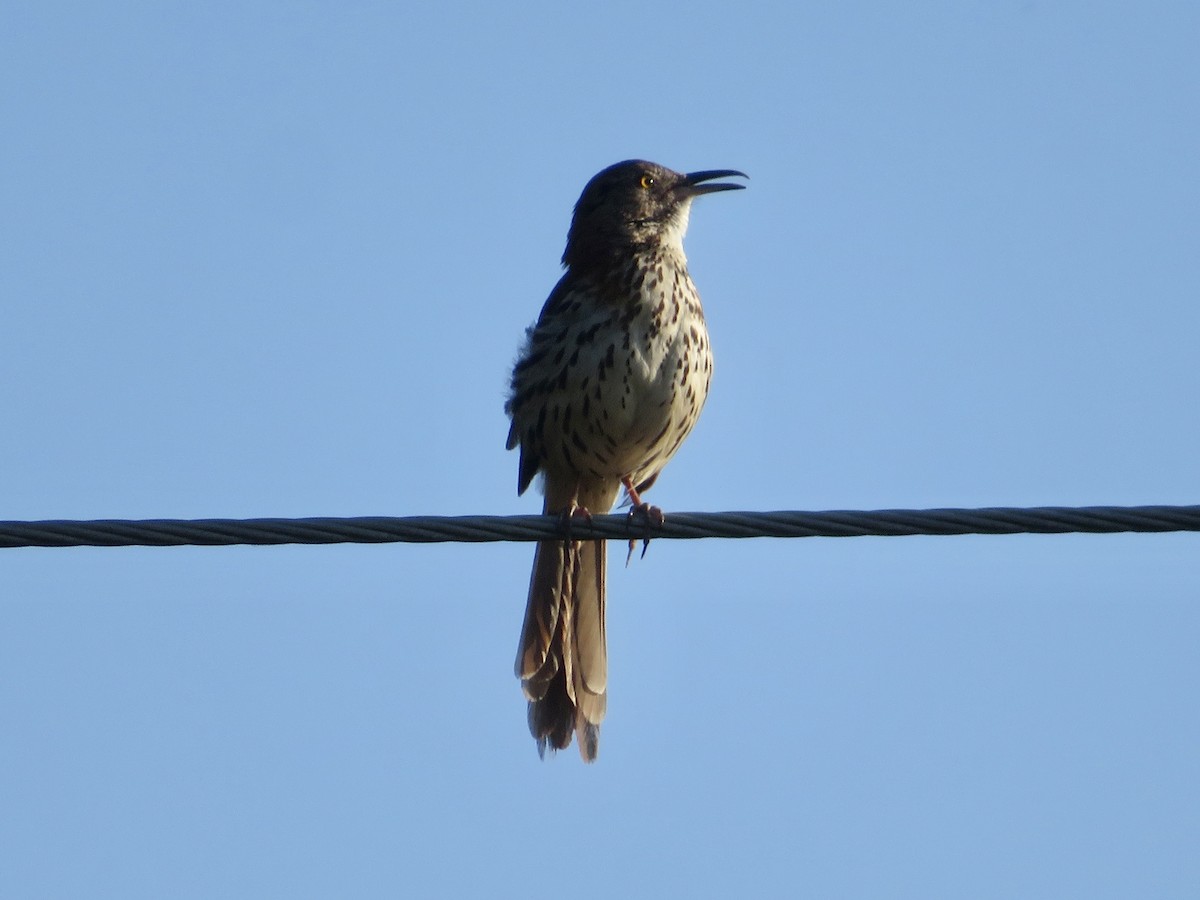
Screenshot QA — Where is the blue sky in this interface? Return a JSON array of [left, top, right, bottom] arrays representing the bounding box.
[[2, 2, 1198, 897]]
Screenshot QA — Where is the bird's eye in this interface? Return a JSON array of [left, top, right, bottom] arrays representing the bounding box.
[[639, 174, 655, 189]]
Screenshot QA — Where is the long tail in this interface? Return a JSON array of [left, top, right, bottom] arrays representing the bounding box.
[[515, 532, 607, 762]]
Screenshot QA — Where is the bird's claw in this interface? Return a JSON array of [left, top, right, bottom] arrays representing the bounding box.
[[558, 505, 593, 544], [625, 503, 665, 566]]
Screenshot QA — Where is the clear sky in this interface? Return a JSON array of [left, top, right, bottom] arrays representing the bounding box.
[[2, 2, 1198, 897]]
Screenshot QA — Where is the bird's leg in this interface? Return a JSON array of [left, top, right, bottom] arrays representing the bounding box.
[[556, 498, 593, 544], [621, 475, 665, 524], [556, 494, 593, 596], [559, 505, 593, 533], [556, 483, 593, 545], [621, 475, 665, 565]]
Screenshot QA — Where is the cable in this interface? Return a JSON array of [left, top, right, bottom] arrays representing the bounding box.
[[2, 504, 1198, 549]]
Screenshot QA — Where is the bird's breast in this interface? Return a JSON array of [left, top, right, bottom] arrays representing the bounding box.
[[577, 270, 712, 479], [508, 254, 714, 493]]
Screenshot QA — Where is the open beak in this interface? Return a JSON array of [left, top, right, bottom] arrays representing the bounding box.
[[681, 169, 749, 196]]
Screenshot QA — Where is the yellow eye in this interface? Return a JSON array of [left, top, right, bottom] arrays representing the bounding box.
[[640, 173, 655, 189]]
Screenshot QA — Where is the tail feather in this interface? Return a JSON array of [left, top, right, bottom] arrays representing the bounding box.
[[516, 536, 607, 762]]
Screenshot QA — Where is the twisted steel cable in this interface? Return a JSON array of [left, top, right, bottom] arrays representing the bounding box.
[[2, 504, 1198, 549]]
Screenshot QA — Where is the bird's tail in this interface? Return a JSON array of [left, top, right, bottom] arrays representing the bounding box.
[[515, 531, 607, 762]]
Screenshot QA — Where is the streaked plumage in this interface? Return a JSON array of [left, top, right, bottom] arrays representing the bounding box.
[[506, 160, 745, 761]]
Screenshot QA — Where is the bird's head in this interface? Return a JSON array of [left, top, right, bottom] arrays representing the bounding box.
[[563, 160, 746, 270]]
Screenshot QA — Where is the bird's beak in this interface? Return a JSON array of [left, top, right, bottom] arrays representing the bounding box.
[[681, 169, 749, 196]]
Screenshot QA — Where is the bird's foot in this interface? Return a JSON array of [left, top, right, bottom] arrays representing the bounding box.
[[621, 476, 664, 565], [625, 503, 665, 565], [557, 505, 593, 543]]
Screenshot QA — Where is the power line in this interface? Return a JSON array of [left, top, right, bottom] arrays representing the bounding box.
[[1, 504, 1198, 549]]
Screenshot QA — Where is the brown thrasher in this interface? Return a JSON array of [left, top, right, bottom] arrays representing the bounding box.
[[505, 160, 745, 761]]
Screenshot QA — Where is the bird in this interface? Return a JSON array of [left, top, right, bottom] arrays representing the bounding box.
[[505, 159, 746, 761]]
